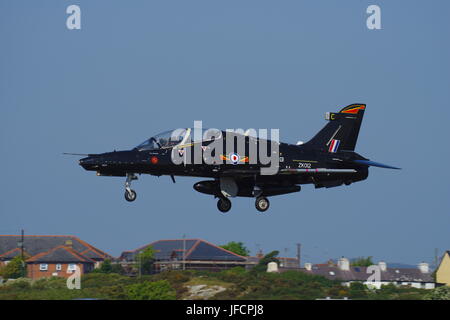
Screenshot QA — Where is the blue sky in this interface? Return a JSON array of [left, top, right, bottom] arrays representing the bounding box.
[[1, 0, 449, 265]]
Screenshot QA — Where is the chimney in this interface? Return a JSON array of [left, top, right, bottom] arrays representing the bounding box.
[[65, 239, 73, 249], [378, 261, 387, 272], [337, 257, 350, 271], [267, 261, 279, 273], [304, 263, 312, 271], [418, 262, 429, 273], [256, 249, 264, 259]]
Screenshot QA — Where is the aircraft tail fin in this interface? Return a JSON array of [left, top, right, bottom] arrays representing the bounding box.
[[304, 104, 366, 152]]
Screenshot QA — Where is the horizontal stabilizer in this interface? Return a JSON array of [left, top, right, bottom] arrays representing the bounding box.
[[353, 159, 401, 170]]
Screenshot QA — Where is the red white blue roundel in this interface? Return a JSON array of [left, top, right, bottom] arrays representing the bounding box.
[[229, 153, 240, 165]]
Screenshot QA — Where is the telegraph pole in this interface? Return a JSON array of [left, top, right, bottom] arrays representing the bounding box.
[[434, 248, 439, 269], [20, 229, 24, 260], [296, 243, 301, 268], [183, 236, 185, 271]]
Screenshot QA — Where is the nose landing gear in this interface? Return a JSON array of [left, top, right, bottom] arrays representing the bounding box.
[[125, 189, 137, 202], [124, 173, 138, 202]]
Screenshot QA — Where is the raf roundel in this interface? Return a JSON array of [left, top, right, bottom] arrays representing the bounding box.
[[229, 153, 240, 165], [150, 156, 159, 164]]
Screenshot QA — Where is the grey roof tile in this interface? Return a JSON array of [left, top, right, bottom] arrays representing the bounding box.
[[120, 239, 247, 262], [301, 266, 434, 283], [27, 246, 94, 263], [0, 235, 110, 261]]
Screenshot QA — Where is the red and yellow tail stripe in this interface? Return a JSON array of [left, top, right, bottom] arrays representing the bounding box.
[[340, 104, 366, 114]]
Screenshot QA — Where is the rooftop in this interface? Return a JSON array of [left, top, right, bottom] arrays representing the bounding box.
[[301, 265, 434, 283], [120, 238, 248, 262], [0, 235, 111, 261], [26, 245, 95, 264]]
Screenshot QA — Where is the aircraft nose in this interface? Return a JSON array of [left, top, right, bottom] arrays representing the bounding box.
[[79, 155, 101, 170], [79, 150, 138, 172]]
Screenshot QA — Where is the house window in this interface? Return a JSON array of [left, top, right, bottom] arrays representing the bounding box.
[[39, 264, 48, 271], [172, 263, 181, 269], [67, 263, 78, 273], [67, 264, 77, 273], [56, 264, 62, 271]]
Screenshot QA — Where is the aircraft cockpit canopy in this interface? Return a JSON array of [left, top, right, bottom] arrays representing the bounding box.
[[136, 128, 188, 151], [135, 128, 222, 151]]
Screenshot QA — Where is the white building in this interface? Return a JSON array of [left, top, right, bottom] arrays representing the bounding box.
[[302, 258, 435, 289]]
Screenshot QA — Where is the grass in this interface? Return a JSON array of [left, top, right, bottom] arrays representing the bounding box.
[[0, 270, 436, 300]]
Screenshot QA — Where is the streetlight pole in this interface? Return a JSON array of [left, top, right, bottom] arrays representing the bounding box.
[[183, 234, 186, 271]]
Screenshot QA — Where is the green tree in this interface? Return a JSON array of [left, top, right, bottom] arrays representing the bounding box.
[[93, 260, 125, 275], [98, 259, 113, 273], [220, 241, 250, 256], [378, 283, 398, 295], [126, 280, 176, 300], [136, 246, 155, 275], [110, 263, 125, 275], [351, 256, 374, 267], [251, 250, 280, 273], [424, 286, 450, 300], [348, 282, 368, 299], [0, 256, 27, 279]]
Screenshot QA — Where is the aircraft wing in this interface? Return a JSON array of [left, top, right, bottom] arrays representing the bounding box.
[[279, 168, 357, 174], [220, 169, 261, 177]]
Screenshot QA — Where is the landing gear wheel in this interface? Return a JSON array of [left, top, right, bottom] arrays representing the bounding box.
[[124, 173, 138, 202], [124, 189, 137, 202], [255, 196, 270, 212], [217, 198, 232, 213]]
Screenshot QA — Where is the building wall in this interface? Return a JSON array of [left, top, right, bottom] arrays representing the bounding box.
[[436, 253, 450, 286], [27, 263, 89, 280], [343, 281, 435, 290], [424, 282, 435, 289], [278, 258, 300, 269], [409, 282, 435, 289]]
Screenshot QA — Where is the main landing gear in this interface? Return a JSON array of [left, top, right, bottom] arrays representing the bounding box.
[[124, 173, 138, 202], [217, 197, 232, 213], [215, 195, 270, 213], [255, 196, 270, 212]]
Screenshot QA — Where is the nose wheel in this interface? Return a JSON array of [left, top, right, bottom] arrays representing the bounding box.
[[255, 196, 270, 212], [124, 173, 138, 202], [217, 197, 232, 213], [125, 189, 137, 202]]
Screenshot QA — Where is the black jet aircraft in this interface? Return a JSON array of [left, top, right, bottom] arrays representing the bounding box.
[[73, 104, 400, 213]]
